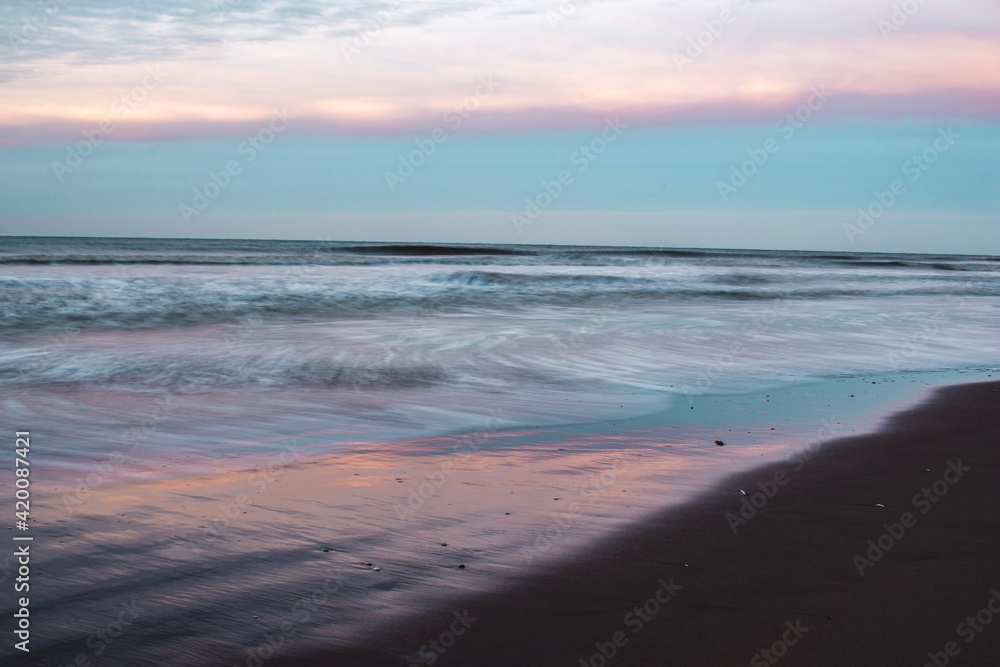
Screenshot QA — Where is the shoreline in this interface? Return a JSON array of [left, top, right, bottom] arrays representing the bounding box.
[[7, 377, 998, 666], [274, 379, 1000, 666]]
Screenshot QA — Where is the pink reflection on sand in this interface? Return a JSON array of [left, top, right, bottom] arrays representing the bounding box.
[[30, 421, 813, 647]]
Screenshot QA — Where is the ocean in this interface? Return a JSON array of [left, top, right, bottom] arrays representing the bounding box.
[[2, 236, 998, 483], [1, 236, 998, 664]]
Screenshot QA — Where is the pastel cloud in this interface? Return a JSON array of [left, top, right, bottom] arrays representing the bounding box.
[[1, 0, 998, 145]]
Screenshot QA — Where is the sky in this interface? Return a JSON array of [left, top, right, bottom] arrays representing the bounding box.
[[0, 0, 997, 253]]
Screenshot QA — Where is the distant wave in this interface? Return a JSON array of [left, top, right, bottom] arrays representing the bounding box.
[[2, 272, 997, 334], [0, 246, 534, 265], [0, 254, 340, 265], [334, 244, 532, 256], [827, 259, 994, 272], [2, 237, 996, 268], [1, 238, 997, 333], [426, 270, 650, 287]]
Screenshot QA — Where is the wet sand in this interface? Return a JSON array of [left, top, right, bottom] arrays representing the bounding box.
[[12, 414, 791, 666], [272, 380, 1000, 666], [8, 379, 998, 666]]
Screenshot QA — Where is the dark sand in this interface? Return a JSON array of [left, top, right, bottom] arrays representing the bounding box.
[[274, 380, 1000, 666]]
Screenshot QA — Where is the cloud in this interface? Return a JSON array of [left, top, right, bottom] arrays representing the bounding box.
[[0, 0, 517, 77], [1, 0, 997, 141]]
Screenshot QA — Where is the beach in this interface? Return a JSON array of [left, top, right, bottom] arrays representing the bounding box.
[[8, 377, 998, 666], [1, 238, 997, 665], [5, 0, 998, 662], [273, 379, 1000, 666]]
